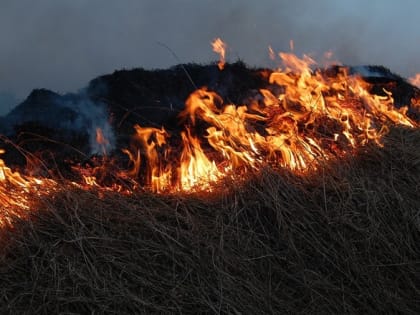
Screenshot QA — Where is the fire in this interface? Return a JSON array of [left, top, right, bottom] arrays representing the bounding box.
[[179, 128, 221, 191], [268, 46, 276, 61], [289, 39, 294, 51], [122, 124, 221, 192], [1, 38, 419, 226], [409, 73, 420, 88], [0, 149, 57, 226], [211, 37, 227, 70], [120, 50, 417, 191], [130, 125, 172, 192], [96, 127, 109, 156]]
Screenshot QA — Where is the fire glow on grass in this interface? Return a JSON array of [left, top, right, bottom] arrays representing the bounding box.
[[0, 38, 419, 225], [0, 149, 58, 226]]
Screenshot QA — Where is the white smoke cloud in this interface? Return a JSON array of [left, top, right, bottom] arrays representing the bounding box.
[[57, 96, 115, 155]]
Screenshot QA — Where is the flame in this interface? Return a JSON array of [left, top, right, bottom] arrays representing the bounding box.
[[179, 128, 220, 191], [96, 127, 109, 156], [83, 175, 99, 187], [0, 149, 57, 226], [128, 125, 172, 192], [1, 40, 419, 226], [120, 52, 416, 192], [211, 37, 227, 70], [409, 73, 420, 88]]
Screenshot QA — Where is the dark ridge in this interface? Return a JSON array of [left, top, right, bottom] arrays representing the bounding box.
[[86, 61, 267, 134], [6, 89, 80, 131]]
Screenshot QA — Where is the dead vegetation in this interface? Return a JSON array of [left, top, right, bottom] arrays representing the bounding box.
[[0, 126, 419, 314]]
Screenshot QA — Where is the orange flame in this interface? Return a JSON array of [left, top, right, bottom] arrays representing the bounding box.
[[96, 127, 109, 156], [129, 125, 172, 192], [211, 37, 227, 70], [1, 40, 419, 226], [179, 128, 220, 191], [409, 73, 420, 88], [120, 51, 416, 192], [268, 46, 276, 61], [0, 149, 57, 226]]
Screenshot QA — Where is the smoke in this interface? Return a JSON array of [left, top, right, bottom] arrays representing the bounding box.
[[56, 94, 116, 155], [4, 88, 115, 155], [1, 0, 420, 114]]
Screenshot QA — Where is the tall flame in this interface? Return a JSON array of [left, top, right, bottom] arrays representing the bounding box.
[[179, 128, 220, 191], [211, 37, 227, 70]]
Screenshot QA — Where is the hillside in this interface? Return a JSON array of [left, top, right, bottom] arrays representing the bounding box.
[[0, 61, 419, 313], [0, 126, 419, 313]]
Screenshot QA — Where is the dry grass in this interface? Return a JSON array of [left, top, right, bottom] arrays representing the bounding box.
[[0, 126, 419, 314]]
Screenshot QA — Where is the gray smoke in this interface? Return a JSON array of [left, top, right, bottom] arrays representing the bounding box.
[[1, 0, 419, 114], [3, 89, 115, 155], [56, 95, 115, 155]]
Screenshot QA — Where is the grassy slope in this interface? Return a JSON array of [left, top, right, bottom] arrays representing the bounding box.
[[0, 127, 419, 314]]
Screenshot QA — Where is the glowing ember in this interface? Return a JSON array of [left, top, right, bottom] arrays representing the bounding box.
[[211, 37, 227, 70]]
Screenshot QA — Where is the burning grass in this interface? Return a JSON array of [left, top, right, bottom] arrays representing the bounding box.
[[0, 126, 419, 314]]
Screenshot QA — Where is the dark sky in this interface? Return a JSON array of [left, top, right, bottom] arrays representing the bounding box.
[[1, 0, 420, 114]]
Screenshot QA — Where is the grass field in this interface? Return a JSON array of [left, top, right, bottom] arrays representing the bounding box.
[[0, 126, 419, 314]]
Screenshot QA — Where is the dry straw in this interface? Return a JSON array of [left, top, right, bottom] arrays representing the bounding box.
[[0, 126, 419, 314]]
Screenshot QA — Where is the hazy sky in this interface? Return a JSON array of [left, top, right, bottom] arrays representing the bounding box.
[[1, 0, 420, 114]]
